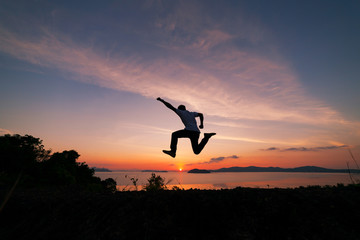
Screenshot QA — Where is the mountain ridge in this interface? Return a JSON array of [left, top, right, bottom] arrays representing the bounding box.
[[188, 166, 360, 173]]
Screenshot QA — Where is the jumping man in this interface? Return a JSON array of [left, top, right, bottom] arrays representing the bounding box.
[[157, 97, 216, 158]]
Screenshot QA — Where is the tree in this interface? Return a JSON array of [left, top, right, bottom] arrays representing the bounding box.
[[42, 150, 82, 185], [0, 134, 51, 211], [0, 134, 50, 175], [0, 134, 117, 192]]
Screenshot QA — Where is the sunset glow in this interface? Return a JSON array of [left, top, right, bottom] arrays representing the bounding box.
[[0, 1, 359, 171]]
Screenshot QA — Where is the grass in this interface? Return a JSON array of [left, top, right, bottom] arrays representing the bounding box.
[[347, 149, 360, 184]]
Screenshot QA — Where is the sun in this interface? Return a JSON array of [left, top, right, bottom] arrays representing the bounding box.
[[179, 168, 183, 172]]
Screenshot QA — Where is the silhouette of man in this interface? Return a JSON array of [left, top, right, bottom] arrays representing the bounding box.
[[157, 97, 216, 158]]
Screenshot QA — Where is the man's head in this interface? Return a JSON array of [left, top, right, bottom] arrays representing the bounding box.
[[178, 105, 186, 110]]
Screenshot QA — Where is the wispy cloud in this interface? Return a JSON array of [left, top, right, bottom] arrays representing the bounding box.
[[0, 128, 12, 135], [262, 145, 349, 152], [207, 155, 239, 163], [190, 30, 233, 52], [186, 155, 239, 166], [0, 0, 351, 129], [120, 123, 172, 135], [0, 25, 344, 125], [216, 135, 268, 143]]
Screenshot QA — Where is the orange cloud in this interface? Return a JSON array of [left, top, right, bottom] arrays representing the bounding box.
[[0, 128, 12, 135]]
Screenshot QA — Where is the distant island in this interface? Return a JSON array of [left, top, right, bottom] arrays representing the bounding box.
[[188, 166, 360, 173], [142, 170, 168, 173], [188, 169, 211, 174], [93, 167, 112, 172]]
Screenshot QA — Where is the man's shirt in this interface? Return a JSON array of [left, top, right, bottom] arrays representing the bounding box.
[[175, 109, 200, 132]]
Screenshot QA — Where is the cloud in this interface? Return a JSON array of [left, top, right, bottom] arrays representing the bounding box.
[[0, 128, 12, 135], [210, 156, 226, 162], [0, 1, 350, 128], [262, 145, 349, 152], [190, 30, 233, 52], [121, 123, 172, 135], [216, 135, 268, 143], [186, 155, 239, 166], [263, 147, 280, 151], [209, 155, 239, 163]]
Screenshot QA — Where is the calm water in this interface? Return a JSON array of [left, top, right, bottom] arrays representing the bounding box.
[[95, 171, 354, 190]]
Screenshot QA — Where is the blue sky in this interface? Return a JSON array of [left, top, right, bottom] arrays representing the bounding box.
[[1, 0, 359, 170]]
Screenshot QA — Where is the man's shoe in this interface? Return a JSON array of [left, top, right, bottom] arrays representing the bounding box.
[[204, 133, 216, 138], [163, 150, 176, 158]]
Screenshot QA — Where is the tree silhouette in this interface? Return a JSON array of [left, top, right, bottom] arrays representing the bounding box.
[[0, 134, 50, 175], [42, 150, 95, 186], [0, 134, 116, 192]]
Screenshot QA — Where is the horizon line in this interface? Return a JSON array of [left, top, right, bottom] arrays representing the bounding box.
[[94, 165, 358, 172]]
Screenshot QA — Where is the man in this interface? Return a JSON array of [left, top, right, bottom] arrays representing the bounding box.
[[157, 97, 216, 158]]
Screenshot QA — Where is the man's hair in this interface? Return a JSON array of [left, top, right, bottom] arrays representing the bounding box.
[[178, 105, 186, 110]]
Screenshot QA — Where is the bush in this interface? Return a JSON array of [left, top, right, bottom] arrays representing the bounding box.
[[144, 173, 167, 191], [102, 178, 117, 193]]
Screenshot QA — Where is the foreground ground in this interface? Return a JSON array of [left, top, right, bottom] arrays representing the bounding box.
[[1, 185, 360, 240]]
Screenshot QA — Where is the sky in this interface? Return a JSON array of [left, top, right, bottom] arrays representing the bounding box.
[[1, 0, 360, 171]]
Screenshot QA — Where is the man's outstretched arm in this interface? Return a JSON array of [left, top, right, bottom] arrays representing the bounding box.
[[157, 97, 176, 112], [198, 113, 204, 129]]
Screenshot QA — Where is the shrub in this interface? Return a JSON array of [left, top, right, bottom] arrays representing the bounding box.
[[102, 178, 117, 193], [144, 173, 167, 191]]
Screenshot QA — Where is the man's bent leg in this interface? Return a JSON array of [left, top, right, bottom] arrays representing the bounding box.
[[163, 150, 176, 158], [170, 130, 189, 152], [192, 132, 216, 155], [188, 131, 201, 154], [163, 130, 189, 158]]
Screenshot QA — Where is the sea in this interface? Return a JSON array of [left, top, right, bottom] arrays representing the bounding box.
[[94, 171, 356, 190]]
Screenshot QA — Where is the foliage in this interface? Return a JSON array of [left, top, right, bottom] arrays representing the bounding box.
[[2, 185, 360, 240], [347, 150, 360, 184], [171, 185, 183, 191], [101, 178, 117, 193], [0, 134, 116, 192], [144, 173, 167, 191], [129, 176, 139, 191], [121, 175, 139, 191], [123, 174, 183, 191], [0, 134, 50, 175], [41, 150, 100, 187]]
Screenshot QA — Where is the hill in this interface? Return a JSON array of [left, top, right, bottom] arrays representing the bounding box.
[[142, 170, 168, 172], [93, 167, 112, 172], [187, 166, 360, 173], [188, 169, 211, 174]]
